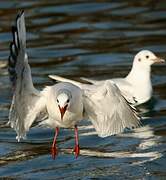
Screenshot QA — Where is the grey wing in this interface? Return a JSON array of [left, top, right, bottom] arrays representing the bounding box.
[[111, 78, 137, 104], [83, 81, 140, 137], [8, 11, 47, 141], [82, 77, 137, 104]]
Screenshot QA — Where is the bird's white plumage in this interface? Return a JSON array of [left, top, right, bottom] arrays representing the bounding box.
[[80, 50, 165, 105], [82, 81, 140, 137], [8, 12, 44, 141], [41, 83, 83, 129], [8, 12, 84, 141], [8, 12, 140, 142], [49, 75, 141, 137]]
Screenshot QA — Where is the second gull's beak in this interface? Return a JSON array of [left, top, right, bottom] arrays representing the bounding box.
[[152, 57, 165, 64]]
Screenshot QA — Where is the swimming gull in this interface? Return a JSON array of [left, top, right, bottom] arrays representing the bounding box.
[[81, 50, 165, 105]]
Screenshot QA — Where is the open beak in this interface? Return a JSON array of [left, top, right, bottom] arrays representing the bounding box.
[[152, 57, 165, 64], [58, 105, 68, 120]]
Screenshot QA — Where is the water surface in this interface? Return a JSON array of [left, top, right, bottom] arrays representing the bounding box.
[[0, 0, 166, 179]]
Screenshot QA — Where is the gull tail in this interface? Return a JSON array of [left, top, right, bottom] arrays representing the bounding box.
[[49, 75, 83, 88]]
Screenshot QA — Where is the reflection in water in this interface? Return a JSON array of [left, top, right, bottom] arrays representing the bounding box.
[[0, 124, 163, 169], [0, 0, 166, 179], [0, 147, 162, 166]]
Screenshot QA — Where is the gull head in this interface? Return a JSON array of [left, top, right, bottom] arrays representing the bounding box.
[[134, 50, 165, 66], [56, 90, 72, 120]]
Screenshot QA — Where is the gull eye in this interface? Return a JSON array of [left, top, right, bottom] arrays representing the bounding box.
[[57, 99, 59, 103], [146, 55, 149, 59], [66, 99, 69, 103]]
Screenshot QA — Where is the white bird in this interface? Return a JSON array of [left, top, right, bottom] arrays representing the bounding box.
[[8, 11, 140, 159], [49, 74, 141, 137], [8, 11, 84, 159], [80, 50, 165, 105]]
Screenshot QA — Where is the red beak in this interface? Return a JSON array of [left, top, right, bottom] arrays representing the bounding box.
[[58, 105, 68, 120]]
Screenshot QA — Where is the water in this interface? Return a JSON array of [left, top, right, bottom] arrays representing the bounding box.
[[0, 0, 166, 179]]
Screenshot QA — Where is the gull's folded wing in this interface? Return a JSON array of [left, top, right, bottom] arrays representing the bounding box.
[[83, 81, 140, 137], [8, 11, 47, 141]]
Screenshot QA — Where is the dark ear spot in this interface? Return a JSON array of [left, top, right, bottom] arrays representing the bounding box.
[[138, 58, 141, 62]]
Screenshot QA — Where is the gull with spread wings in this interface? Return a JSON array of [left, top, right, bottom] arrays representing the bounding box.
[[8, 11, 140, 159]]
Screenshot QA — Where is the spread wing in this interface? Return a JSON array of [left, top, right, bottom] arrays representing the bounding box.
[[8, 11, 47, 141], [111, 78, 137, 104], [82, 77, 137, 104], [49, 75, 137, 104], [83, 81, 141, 137], [49, 75, 141, 137]]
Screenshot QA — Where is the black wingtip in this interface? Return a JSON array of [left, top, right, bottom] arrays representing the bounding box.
[[11, 26, 16, 38], [16, 10, 24, 22], [11, 26, 18, 46], [8, 10, 26, 86]]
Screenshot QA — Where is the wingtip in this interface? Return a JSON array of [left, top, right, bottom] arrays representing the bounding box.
[[11, 25, 16, 33], [12, 10, 25, 33], [8, 10, 26, 86], [15, 10, 25, 34], [16, 10, 24, 21]]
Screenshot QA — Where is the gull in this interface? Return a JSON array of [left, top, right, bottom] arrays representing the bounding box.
[[8, 11, 83, 159], [49, 74, 141, 138], [80, 50, 165, 105], [8, 11, 140, 159]]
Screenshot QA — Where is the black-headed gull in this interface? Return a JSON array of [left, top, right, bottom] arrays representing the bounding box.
[[81, 50, 165, 105], [49, 74, 141, 138], [8, 11, 140, 159], [8, 11, 83, 158]]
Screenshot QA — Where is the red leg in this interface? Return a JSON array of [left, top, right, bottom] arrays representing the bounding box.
[[51, 127, 59, 159], [74, 125, 80, 158]]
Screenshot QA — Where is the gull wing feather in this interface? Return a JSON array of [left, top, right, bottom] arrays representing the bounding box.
[[49, 75, 83, 88], [49, 75, 140, 137], [81, 77, 137, 104], [83, 81, 140, 137], [8, 11, 47, 141], [80, 77, 98, 84], [111, 78, 137, 104]]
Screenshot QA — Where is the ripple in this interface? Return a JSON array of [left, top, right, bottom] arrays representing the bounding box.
[[0, 0, 166, 179]]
